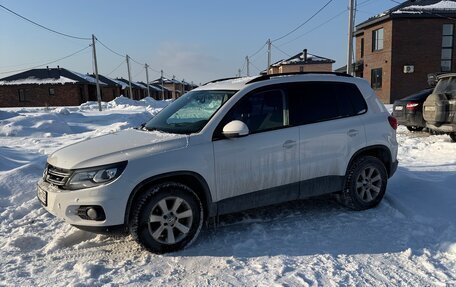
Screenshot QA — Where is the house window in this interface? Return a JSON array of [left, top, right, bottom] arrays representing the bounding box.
[[441, 24, 454, 72], [372, 28, 384, 51], [371, 68, 382, 89], [18, 89, 26, 102], [299, 66, 304, 72], [360, 38, 364, 58], [49, 88, 55, 96]]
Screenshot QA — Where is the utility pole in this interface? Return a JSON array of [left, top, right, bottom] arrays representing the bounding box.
[[346, 0, 355, 75], [161, 70, 164, 100], [246, 56, 250, 76], [238, 69, 241, 77], [145, 64, 150, 98], [267, 39, 272, 75], [91, 34, 102, 111], [126, 55, 133, 100]]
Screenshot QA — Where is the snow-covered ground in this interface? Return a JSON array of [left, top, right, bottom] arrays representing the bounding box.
[[0, 100, 455, 286]]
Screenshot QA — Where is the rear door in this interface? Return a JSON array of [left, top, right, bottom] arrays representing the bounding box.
[[288, 81, 367, 198]]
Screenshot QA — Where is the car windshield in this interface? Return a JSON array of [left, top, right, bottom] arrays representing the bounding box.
[[144, 90, 237, 134]]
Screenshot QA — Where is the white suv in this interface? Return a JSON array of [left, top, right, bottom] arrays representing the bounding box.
[[37, 73, 398, 253]]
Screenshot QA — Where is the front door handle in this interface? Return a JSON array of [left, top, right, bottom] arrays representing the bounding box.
[[282, 140, 297, 149], [347, 129, 359, 137]]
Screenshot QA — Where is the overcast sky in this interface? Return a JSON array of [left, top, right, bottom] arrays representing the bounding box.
[[0, 0, 398, 84]]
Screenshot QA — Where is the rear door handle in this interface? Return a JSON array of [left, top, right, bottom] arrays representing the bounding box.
[[347, 129, 359, 137], [282, 140, 297, 149]]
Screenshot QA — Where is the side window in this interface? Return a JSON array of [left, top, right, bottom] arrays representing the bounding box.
[[218, 88, 287, 136], [288, 82, 367, 126]]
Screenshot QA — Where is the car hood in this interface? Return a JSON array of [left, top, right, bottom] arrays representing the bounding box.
[[48, 129, 188, 169]]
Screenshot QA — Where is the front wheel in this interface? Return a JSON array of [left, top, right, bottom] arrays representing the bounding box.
[[129, 182, 203, 254], [337, 156, 388, 210]]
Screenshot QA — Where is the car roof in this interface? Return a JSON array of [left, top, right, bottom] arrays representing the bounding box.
[[194, 72, 355, 91], [398, 88, 433, 101]]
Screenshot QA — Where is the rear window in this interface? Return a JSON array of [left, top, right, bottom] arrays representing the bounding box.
[[288, 81, 367, 126], [434, 77, 456, 98]]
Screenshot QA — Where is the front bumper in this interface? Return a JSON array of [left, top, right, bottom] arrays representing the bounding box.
[[36, 179, 127, 227]]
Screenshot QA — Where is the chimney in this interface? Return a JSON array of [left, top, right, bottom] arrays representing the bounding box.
[[303, 49, 308, 63], [57, 65, 60, 70]]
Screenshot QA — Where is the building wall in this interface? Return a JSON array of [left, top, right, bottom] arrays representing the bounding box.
[[357, 17, 456, 103], [390, 18, 456, 102], [269, 63, 333, 74], [357, 20, 393, 103], [0, 84, 86, 107], [101, 86, 120, 102]]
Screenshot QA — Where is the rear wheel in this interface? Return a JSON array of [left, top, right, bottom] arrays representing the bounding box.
[[450, 132, 456, 142], [337, 156, 388, 210], [407, 126, 423, 132], [129, 182, 203, 254]]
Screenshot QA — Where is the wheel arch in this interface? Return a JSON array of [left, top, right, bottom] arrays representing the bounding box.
[[124, 171, 216, 225], [347, 145, 393, 177]]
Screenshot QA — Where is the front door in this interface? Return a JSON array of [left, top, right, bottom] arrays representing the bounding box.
[[212, 88, 300, 204]]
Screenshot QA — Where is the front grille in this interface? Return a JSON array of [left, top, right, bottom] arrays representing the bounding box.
[[44, 164, 71, 187]]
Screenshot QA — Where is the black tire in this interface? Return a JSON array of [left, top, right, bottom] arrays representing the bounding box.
[[450, 132, 456, 142], [407, 126, 424, 132], [337, 156, 388, 210], [128, 182, 203, 254]]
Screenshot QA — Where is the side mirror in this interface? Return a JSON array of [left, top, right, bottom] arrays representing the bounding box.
[[222, 120, 249, 138]]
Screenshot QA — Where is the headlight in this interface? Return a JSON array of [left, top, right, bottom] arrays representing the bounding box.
[[65, 161, 127, 190]]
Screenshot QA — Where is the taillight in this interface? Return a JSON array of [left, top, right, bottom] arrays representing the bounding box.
[[388, 116, 398, 130], [406, 102, 419, 110]]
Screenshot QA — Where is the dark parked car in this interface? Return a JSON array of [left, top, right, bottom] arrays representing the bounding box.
[[423, 73, 456, 142], [392, 88, 433, 131]]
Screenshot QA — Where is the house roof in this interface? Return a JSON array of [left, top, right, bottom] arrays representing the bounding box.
[[90, 74, 122, 87], [271, 52, 335, 67], [137, 82, 163, 92], [356, 0, 456, 31], [0, 68, 105, 86], [115, 78, 146, 89]]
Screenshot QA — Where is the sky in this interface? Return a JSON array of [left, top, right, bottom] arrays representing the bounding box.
[[0, 0, 400, 85]]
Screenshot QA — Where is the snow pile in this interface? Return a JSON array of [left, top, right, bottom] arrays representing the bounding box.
[[0, 76, 77, 85], [0, 102, 455, 286]]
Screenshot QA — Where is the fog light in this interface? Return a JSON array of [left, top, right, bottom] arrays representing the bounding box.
[[86, 208, 98, 220], [76, 205, 106, 221]]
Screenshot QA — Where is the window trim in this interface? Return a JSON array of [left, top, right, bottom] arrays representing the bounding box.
[[372, 28, 384, 52], [441, 23, 454, 72], [18, 89, 26, 102], [371, 68, 383, 90]]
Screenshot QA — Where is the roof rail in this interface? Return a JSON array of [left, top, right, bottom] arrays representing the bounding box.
[[202, 76, 241, 86], [246, 72, 352, 84]]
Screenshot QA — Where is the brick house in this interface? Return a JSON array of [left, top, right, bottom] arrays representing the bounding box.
[[151, 77, 183, 99], [0, 67, 107, 107], [355, 0, 456, 103], [266, 49, 335, 75], [90, 74, 122, 101], [114, 78, 148, 100]]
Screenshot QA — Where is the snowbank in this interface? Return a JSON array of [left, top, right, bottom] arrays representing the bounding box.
[[0, 103, 455, 286]]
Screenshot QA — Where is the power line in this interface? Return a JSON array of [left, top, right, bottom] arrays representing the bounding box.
[[95, 38, 125, 58], [0, 45, 91, 75], [249, 42, 267, 58], [272, 0, 335, 42], [280, 10, 347, 47], [271, 43, 291, 58], [106, 59, 126, 76], [0, 4, 91, 40]]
